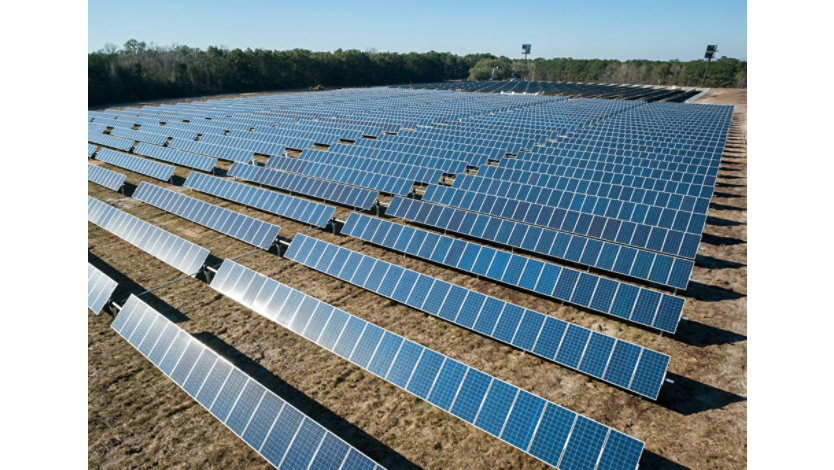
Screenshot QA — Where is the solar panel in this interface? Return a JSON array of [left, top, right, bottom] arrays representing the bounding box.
[[210, 258, 645, 469], [343, 212, 684, 333], [88, 164, 126, 192], [133, 182, 281, 250], [264, 155, 309, 173], [110, 127, 170, 146], [88, 196, 209, 275], [88, 131, 134, 152], [88, 263, 117, 314], [228, 163, 378, 210], [386, 196, 694, 290], [184, 173, 335, 228], [88, 144, 98, 158], [168, 137, 254, 163], [423, 184, 700, 260], [95, 148, 175, 182], [287, 159, 417, 196], [89, 122, 108, 133], [134, 142, 217, 172], [285, 233, 670, 399], [111, 294, 384, 470], [453, 172, 711, 226]]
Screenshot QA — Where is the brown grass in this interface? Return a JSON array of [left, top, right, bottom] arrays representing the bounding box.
[[89, 88, 746, 469]]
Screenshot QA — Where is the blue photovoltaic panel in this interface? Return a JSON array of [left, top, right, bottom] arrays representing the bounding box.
[[88, 163, 126, 192], [264, 155, 309, 174], [88, 196, 209, 275], [111, 294, 384, 470], [88, 131, 134, 152], [87, 263, 117, 314], [385, 196, 694, 290], [184, 172, 334, 228], [133, 182, 280, 250], [285, 233, 669, 400], [451, 173, 707, 235], [209, 258, 644, 470], [343, 212, 683, 335], [110, 127, 170, 146], [422, 184, 699, 260], [88, 144, 97, 157], [168, 137, 255, 163], [95, 148, 175, 181], [134, 142, 217, 172], [228, 162, 378, 210], [295, 160, 417, 196]]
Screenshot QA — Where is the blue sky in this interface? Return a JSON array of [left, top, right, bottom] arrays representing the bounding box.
[[88, 0, 746, 60]]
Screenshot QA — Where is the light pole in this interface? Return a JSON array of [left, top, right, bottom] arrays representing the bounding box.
[[701, 44, 717, 87], [522, 44, 531, 81]]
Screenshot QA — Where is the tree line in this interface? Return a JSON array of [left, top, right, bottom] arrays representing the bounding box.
[[88, 40, 490, 106], [89, 40, 745, 106], [468, 57, 746, 88]]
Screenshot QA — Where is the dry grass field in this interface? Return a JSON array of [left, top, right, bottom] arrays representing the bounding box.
[[88, 88, 746, 469]]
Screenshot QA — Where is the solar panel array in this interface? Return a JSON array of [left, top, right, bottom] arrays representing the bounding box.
[[228, 163, 378, 210], [88, 144, 98, 157], [393, 81, 700, 102], [88, 131, 134, 152], [168, 137, 255, 163], [111, 294, 384, 470], [386, 197, 694, 291], [342, 212, 684, 333], [88, 263, 118, 314], [210, 258, 645, 470], [134, 142, 217, 172], [184, 172, 335, 228], [286, 233, 670, 399], [422, 184, 700, 260], [94, 148, 176, 182], [133, 182, 281, 250], [109, 127, 170, 146], [451, 173, 709, 235], [89, 87, 735, 468], [87, 163, 126, 192], [88, 196, 210, 275]]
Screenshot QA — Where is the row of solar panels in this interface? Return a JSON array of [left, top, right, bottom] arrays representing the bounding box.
[[111, 294, 384, 470], [286, 233, 670, 398], [423, 185, 701, 259], [344, 209, 685, 326], [450, 174, 710, 232], [392, 81, 699, 103], [210, 258, 645, 470]]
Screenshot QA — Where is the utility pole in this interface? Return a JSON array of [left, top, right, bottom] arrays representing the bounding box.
[[702, 44, 717, 87]]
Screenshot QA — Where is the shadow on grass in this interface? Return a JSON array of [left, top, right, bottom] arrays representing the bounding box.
[[709, 202, 745, 212], [170, 174, 187, 186], [694, 255, 745, 270], [640, 450, 690, 470], [684, 280, 745, 302], [701, 233, 746, 246], [714, 182, 745, 189], [706, 216, 745, 227], [122, 182, 138, 197], [657, 373, 746, 416], [673, 319, 746, 347], [87, 252, 189, 323], [713, 190, 744, 198], [192, 331, 422, 470]]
